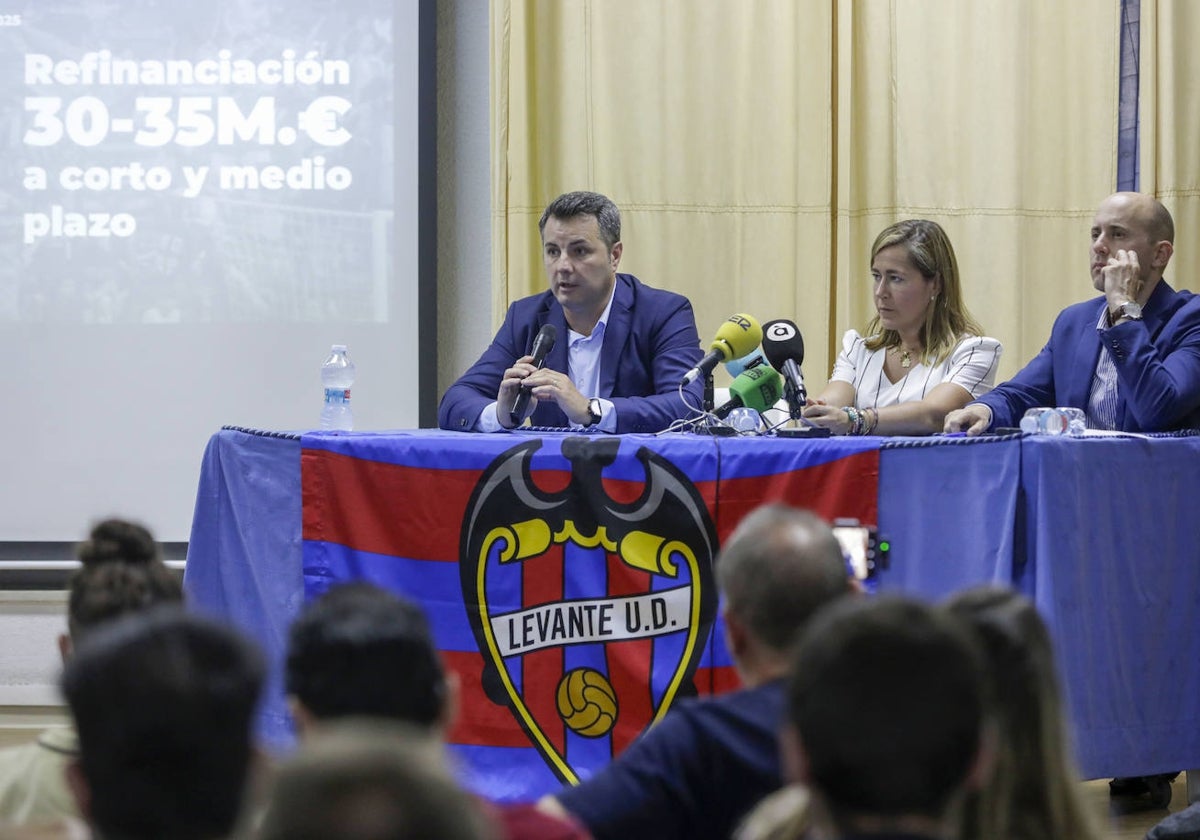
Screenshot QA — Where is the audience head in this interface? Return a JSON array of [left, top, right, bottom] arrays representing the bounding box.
[[865, 219, 984, 363], [257, 719, 494, 840], [785, 595, 988, 833], [538, 190, 622, 250], [715, 505, 852, 681], [286, 582, 449, 733], [61, 606, 265, 840], [66, 517, 182, 648], [943, 585, 1100, 840]]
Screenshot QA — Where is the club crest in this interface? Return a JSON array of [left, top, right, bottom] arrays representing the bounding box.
[[460, 436, 717, 783]]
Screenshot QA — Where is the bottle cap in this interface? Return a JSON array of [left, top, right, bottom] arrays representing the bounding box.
[[331, 344, 348, 352]]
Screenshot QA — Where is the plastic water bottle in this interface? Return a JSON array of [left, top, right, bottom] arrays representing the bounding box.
[[726, 407, 764, 433], [1020, 406, 1085, 436], [320, 344, 356, 431], [1059, 407, 1086, 435]]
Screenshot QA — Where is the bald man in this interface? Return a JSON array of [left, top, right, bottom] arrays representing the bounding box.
[[946, 192, 1200, 434], [540, 504, 856, 840]]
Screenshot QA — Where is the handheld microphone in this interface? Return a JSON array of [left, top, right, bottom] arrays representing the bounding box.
[[761, 319, 807, 420], [683, 314, 762, 385], [713, 365, 783, 419], [509, 323, 557, 425]]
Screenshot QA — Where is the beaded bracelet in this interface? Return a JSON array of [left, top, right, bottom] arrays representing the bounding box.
[[842, 406, 863, 436], [841, 406, 879, 436]]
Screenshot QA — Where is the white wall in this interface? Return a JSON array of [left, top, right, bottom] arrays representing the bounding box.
[[436, 0, 493, 397], [0, 592, 69, 742]]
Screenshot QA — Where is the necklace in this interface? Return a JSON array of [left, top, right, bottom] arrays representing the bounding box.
[[894, 347, 913, 369]]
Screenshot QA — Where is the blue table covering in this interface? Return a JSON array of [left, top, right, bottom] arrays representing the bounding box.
[[1018, 434, 1200, 777], [187, 427, 883, 798], [183, 426, 1200, 791], [876, 434, 1021, 597], [183, 427, 306, 751]]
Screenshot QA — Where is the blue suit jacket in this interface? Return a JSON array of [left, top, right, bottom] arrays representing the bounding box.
[[438, 274, 704, 433], [975, 280, 1200, 431]]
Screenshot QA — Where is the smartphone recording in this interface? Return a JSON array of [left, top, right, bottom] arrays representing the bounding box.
[[831, 519, 890, 581]]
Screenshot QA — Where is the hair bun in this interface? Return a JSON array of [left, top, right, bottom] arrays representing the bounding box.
[[78, 518, 159, 567]]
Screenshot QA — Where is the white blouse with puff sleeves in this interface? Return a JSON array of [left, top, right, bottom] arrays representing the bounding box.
[[830, 330, 1002, 409]]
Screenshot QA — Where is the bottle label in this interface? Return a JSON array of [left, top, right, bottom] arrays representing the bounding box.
[[324, 388, 351, 405]]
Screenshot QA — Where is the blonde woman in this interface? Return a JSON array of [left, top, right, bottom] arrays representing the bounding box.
[[804, 220, 1001, 435]]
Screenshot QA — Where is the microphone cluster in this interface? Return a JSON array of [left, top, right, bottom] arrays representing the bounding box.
[[506, 311, 818, 435], [687, 313, 811, 428]]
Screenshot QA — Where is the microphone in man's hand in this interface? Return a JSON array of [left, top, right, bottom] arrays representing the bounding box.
[[713, 365, 783, 419], [683, 314, 763, 384], [509, 323, 557, 425], [761, 319, 807, 420]]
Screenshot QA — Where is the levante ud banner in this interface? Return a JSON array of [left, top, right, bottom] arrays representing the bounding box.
[[301, 430, 879, 801]]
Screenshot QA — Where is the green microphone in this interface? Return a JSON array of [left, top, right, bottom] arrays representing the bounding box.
[[713, 365, 783, 419]]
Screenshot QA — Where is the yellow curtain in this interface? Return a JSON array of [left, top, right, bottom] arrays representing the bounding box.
[[492, 0, 1120, 389], [837, 0, 1119, 379], [1139, 0, 1200, 294], [492, 0, 836, 384]]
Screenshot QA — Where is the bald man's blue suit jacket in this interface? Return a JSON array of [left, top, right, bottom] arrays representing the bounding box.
[[974, 280, 1200, 432]]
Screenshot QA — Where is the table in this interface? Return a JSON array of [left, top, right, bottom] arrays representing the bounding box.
[[1015, 434, 1200, 779], [183, 426, 1200, 798]]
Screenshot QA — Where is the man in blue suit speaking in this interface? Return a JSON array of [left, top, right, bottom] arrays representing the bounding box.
[[946, 192, 1200, 434], [438, 191, 704, 434]]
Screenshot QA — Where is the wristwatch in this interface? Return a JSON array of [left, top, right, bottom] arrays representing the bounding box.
[[1116, 301, 1144, 321], [584, 398, 602, 427]]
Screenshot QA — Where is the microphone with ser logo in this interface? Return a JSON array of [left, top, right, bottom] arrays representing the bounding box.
[[682, 314, 763, 385]]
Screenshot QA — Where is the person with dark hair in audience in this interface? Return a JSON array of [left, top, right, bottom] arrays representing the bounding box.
[[257, 719, 496, 840], [438, 190, 704, 433], [783, 595, 991, 840], [59, 606, 264, 840], [285, 581, 589, 840], [286, 582, 449, 734], [540, 504, 856, 840], [943, 585, 1102, 840], [0, 518, 182, 828]]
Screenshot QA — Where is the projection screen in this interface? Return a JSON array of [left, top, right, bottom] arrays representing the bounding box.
[[0, 0, 433, 541]]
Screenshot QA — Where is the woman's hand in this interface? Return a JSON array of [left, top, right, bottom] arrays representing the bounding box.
[[801, 403, 852, 435]]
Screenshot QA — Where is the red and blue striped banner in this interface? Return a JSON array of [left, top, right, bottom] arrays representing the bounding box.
[[301, 431, 878, 801]]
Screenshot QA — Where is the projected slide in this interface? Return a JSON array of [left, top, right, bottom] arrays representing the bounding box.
[[1, 0, 396, 324], [0, 1, 424, 542]]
